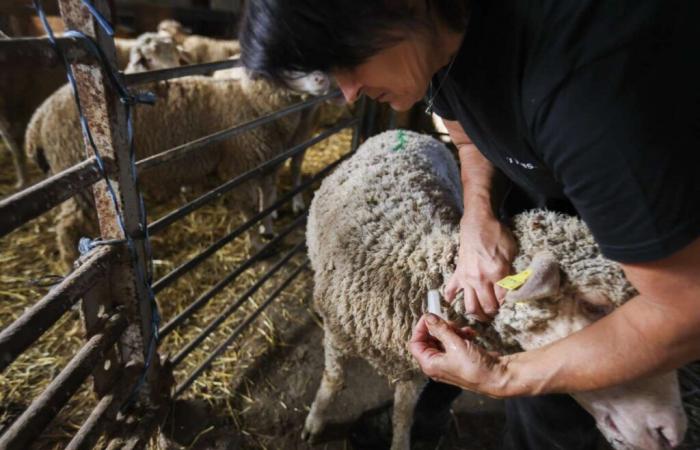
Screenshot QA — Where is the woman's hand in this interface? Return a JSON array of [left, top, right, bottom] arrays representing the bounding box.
[[444, 210, 517, 321], [409, 314, 509, 397]]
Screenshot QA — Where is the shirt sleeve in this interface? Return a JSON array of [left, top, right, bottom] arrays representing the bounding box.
[[532, 47, 700, 263]]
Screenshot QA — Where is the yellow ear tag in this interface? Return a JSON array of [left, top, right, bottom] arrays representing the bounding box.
[[496, 269, 532, 291]]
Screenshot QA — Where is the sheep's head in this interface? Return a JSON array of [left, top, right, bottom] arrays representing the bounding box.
[[157, 19, 190, 45], [280, 70, 332, 96], [493, 251, 686, 450], [125, 33, 192, 74]]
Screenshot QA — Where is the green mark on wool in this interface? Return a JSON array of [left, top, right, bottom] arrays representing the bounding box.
[[392, 130, 407, 152]]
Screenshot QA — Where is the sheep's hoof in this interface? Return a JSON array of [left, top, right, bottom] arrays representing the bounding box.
[[292, 195, 306, 214], [301, 414, 323, 443]]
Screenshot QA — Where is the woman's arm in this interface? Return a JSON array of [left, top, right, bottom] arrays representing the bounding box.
[[441, 119, 517, 320]]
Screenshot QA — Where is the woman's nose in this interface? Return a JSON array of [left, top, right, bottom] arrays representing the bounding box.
[[333, 72, 362, 104]]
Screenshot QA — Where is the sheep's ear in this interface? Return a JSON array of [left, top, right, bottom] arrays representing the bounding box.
[[177, 46, 193, 66], [505, 252, 561, 303]]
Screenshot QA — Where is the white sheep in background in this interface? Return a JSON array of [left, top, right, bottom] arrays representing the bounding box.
[[124, 32, 192, 73], [0, 27, 180, 190], [304, 130, 687, 450], [157, 19, 240, 64], [24, 70, 330, 268]]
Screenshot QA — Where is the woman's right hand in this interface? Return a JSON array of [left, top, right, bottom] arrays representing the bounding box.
[[444, 210, 518, 321]]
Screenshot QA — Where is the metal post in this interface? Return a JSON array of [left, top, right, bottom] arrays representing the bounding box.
[[57, 0, 162, 405]]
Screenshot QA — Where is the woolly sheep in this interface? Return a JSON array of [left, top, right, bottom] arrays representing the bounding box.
[[25, 70, 330, 268], [124, 32, 192, 73], [304, 130, 687, 450], [0, 29, 168, 189], [157, 19, 240, 64]]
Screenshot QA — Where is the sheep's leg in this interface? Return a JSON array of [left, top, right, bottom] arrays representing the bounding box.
[[0, 114, 28, 189], [290, 150, 306, 214], [239, 181, 264, 253], [302, 329, 346, 442], [258, 173, 276, 236], [390, 378, 424, 450]]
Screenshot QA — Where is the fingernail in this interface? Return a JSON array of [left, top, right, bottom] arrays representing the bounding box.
[[426, 314, 439, 325]]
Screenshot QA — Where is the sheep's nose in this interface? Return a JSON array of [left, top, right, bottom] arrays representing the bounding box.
[[648, 414, 687, 449]]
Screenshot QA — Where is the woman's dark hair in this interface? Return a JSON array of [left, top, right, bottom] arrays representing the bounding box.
[[239, 0, 470, 82]]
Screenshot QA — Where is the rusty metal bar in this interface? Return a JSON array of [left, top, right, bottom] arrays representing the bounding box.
[[64, 374, 133, 450], [148, 117, 357, 235], [0, 35, 92, 68], [174, 261, 308, 397], [0, 245, 114, 373], [58, 0, 161, 405], [170, 241, 306, 368], [136, 90, 342, 173], [153, 139, 356, 294], [159, 213, 307, 338], [0, 157, 101, 238], [123, 58, 240, 86], [0, 313, 127, 450]]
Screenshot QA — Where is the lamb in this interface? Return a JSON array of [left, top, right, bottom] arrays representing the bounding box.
[[123, 32, 192, 73], [25, 70, 330, 268], [157, 19, 240, 64], [0, 27, 175, 189], [304, 130, 687, 450]]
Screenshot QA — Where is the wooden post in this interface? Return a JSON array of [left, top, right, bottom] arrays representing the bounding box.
[[56, 0, 162, 406]]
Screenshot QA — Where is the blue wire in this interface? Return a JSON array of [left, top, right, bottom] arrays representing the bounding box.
[[34, 0, 160, 412]]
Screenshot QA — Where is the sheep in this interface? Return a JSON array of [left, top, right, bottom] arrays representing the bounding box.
[[123, 32, 192, 73], [25, 70, 330, 268], [157, 19, 240, 64], [304, 130, 687, 450], [0, 25, 169, 189]]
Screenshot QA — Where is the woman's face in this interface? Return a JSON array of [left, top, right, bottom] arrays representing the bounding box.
[[331, 33, 440, 112]]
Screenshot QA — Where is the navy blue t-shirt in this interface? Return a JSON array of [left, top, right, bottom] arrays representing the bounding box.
[[431, 0, 700, 263]]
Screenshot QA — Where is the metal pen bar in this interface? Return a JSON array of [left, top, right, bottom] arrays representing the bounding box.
[[136, 91, 342, 173], [0, 157, 101, 238], [153, 137, 357, 294], [0, 35, 92, 68], [64, 370, 134, 450], [0, 314, 127, 450], [158, 214, 307, 338], [174, 261, 308, 397], [0, 245, 115, 373], [148, 117, 357, 235], [170, 241, 305, 368], [123, 59, 240, 86]]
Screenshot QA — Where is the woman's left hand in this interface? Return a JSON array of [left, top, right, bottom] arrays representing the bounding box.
[[408, 314, 509, 397]]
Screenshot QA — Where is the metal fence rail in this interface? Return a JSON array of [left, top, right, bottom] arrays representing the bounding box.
[[0, 245, 114, 372], [174, 260, 309, 397], [148, 116, 356, 234], [136, 90, 342, 173], [0, 157, 101, 237], [0, 313, 127, 449], [0, 0, 373, 447]]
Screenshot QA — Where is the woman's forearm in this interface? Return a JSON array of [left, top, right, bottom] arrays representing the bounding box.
[[495, 291, 700, 398], [458, 143, 496, 215]]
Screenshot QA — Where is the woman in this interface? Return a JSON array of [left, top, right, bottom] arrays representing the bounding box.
[[240, 1, 700, 449]]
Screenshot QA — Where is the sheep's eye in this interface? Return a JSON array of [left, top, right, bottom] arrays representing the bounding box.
[[579, 301, 609, 318]]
